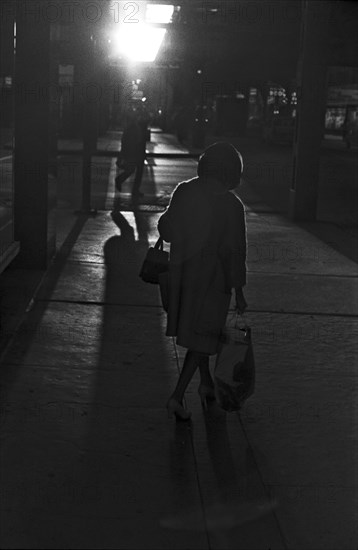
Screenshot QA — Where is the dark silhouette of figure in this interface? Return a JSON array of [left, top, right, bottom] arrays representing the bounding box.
[[174, 106, 190, 144], [115, 108, 147, 196], [158, 142, 248, 420], [192, 105, 209, 148]]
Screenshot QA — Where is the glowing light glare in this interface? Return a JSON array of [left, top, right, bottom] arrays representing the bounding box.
[[146, 4, 174, 24], [112, 25, 167, 62]]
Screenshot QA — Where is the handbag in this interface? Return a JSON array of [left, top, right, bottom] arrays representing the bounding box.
[[214, 313, 255, 412], [139, 237, 169, 284]]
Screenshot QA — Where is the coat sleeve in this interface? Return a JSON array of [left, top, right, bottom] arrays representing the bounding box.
[[220, 197, 247, 288], [158, 183, 187, 243]]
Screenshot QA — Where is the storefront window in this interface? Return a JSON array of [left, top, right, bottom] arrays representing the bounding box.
[[326, 67, 358, 137], [325, 107, 346, 132]]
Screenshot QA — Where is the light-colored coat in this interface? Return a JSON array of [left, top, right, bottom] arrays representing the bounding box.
[[158, 177, 247, 355]]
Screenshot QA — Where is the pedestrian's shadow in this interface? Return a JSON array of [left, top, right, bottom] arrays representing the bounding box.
[[203, 407, 241, 503], [161, 410, 273, 542], [200, 406, 277, 537], [160, 422, 205, 533], [110, 209, 136, 240], [76, 207, 174, 539]]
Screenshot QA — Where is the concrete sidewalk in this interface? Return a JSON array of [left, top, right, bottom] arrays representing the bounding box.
[[0, 131, 357, 549]]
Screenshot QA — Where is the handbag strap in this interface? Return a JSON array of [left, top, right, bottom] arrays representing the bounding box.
[[154, 237, 164, 250], [239, 313, 249, 331]]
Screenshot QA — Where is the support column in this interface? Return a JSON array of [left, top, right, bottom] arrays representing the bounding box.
[[289, 0, 331, 221], [76, 28, 98, 215], [14, 0, 56, 268]]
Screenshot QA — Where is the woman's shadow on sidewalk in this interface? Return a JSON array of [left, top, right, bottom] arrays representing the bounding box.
[[162, 407, 277, 545], [74, 207, 179, 541]]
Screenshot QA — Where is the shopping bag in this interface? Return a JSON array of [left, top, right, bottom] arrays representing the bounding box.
[[115, 150, 124, 168], [214, 313, 255, 412], [139, 237, 169, 284]]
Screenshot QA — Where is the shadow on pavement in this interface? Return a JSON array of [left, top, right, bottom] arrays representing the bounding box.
[[298, 221, 358, 265], [75, 209, 208, 548], [0, 214, 88, 388]]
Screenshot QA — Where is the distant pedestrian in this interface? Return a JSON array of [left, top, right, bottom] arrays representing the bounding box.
[[115, 109, 147, 197], [158, 142, 248, 420], [174, 106, 190, 144]]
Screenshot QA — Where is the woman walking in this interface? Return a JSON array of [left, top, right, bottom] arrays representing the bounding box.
[[158, 142, 248, 420]]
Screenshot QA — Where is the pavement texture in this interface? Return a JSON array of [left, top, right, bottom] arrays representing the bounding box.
[[0, 130, 357, 549]]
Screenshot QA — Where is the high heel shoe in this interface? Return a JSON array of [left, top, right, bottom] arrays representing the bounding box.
[[198, 384, 216, 410], [166, 398, 191, 421]]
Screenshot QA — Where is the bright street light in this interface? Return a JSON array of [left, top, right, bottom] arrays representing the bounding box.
[[111, 4, 174, 63], [112, 25, 167, 63]]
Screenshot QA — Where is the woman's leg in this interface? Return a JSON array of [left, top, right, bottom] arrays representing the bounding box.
[[168, 350, 212, 418], [171, 350, 198, 403], [170, 351, 211, 402], [197, 355, 215, 407], [197, 355, 214, 388]]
